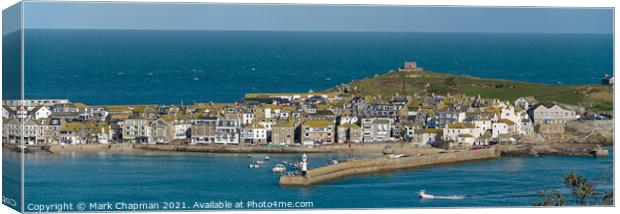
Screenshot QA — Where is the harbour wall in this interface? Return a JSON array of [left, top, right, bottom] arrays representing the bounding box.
[[132, 142, 436, 154], [48, 144, 134, 153], [3, 143, 135, 154], [279, 147, 500, 186]]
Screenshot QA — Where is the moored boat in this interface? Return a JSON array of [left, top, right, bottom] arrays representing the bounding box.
[[271, 164, 286, 173]]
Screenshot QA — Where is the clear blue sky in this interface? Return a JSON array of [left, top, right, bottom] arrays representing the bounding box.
[[18, 1, 613, 34]]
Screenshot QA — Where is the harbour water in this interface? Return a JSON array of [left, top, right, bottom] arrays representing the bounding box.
[[20, 30, 613, 105], [3, 149, 613, 210], [2, 29, 614, 210]]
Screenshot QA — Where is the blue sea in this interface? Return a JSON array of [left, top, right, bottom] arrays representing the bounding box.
[[17, 29, 613, 105], [1, 30, 614, 211], [2, 149, 613, 211]]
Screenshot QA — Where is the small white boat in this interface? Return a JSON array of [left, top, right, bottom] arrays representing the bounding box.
[[247, 154, 252, 158], [264, 156, 270, 161], [272, 164, 286, 173], [255, 160, 264, 164], [387, 154, 408, 159], [418, 190, 464, 200], [249, 164, 261, 169], [419, 190, 434, 199]]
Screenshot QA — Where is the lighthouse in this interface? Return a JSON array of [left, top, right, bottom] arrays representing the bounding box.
[[301, 153, 308, 177]]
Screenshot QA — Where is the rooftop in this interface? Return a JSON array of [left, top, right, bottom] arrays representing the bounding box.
[[498, 119, 516, 125], [303, 120, 332, 127], [447, 122, 476, 129], [339, 123, 360, 129]]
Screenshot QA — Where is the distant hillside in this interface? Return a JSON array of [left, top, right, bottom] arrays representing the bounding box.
[[328, 70, 613, 113]]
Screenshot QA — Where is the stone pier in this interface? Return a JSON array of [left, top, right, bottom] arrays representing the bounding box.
[[279, 147, 500, 186]]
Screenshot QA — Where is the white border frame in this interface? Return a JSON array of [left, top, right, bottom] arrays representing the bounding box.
[[1, 1, 617, 214]]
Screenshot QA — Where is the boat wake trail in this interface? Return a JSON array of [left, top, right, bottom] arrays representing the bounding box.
[[432, 195, 465, 200], [419, 190, 465, 200]]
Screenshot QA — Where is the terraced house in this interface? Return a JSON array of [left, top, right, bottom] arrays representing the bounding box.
[[214, 118, 241, 144], [301, 120, 335, 145], [190, 123, 215, 144], [361, 118, 393, 143], [271, 120, 295, 145], [241, 122, 267, 144], [529, 103, 577, 125], [337, 123, 362, 144], [442, 122, 483, 146], [121, 118, 152, 143], [150, 118, 174, 144], [2, 118, 40, 145]]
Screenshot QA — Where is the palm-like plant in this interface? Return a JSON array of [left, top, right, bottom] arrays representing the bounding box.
[[535, 172, 613, 206], [534, 190, 565, 206]]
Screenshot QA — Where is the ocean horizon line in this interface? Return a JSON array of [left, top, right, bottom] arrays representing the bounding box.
[[12, 71, 602, 106], [19, 28, 615, 35]]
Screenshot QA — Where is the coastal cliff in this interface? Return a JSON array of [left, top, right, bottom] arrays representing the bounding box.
[[497, 143, 609, 157], [563, 120, 614, 145]]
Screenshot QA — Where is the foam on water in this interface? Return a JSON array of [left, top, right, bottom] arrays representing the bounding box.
[[432, 194, 466, 200]]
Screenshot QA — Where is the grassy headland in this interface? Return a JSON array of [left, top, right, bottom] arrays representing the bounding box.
[[328, 71, 613, 113]]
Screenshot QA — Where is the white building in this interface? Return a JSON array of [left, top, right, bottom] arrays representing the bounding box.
[[361, 118, 393, 142], [121, 119, 152, 143], [173, 122, 191, 140], [500, 104, 520, 125], [30, 106, 52, 120], [2, 105, 14, 119], [264, 108, 272, 119], [96, 126, 112, 144], [492, 123, 509, 138], [442, 123, 482, 143], [241, 123, 267, 144], [473, 120, 493, 132], [339, 114, 359, 125], [214, 118, 240, 144], [242, 112, 255, 125]]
